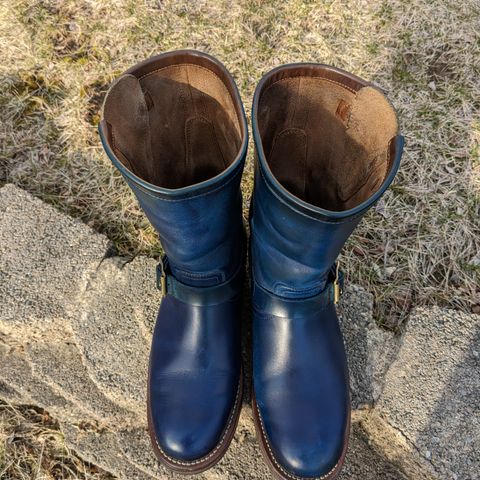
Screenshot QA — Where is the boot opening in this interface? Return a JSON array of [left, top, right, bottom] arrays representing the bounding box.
[[101, 52, 245, 189], [256, 66, 399, 211]]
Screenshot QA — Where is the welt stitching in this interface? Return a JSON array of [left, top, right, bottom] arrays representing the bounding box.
[[153, 375, 241, 466]]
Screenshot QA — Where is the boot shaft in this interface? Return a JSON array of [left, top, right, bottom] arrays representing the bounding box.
[[251, 64, 403, 298], [99, 51, 248, 287]]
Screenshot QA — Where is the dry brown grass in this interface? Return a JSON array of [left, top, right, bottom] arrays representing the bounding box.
[[0, 400, 113, 479], [0, 0, 479, 331]]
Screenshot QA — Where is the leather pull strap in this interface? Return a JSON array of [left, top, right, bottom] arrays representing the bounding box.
[[156, 256, 243, 306]]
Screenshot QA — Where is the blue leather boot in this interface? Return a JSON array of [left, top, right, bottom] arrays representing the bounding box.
[[99, 51, 248, 473], [250, 64, 403, 479]]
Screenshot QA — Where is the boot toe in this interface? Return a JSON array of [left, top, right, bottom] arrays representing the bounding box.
[[253, 306, 350, 479], [148, 295, 242, 464], [151, 388, 233, 461], [149, 370, 240, 461], [266, 423, 346, 478]]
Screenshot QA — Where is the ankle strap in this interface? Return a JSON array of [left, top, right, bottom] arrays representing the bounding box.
[[156, 256, 243, 306], [252, 264, 344, 318]]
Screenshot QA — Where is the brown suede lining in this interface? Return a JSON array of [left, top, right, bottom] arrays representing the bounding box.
[[257, 67, 398, 211], [102, 54, 243, 189]]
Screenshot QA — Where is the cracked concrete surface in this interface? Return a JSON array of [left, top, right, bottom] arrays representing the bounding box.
[[1, 184, 478, 479]]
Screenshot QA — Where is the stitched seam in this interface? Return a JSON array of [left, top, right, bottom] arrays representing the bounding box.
[[176, 269, 222, 280], [111, 132, 138, 176], [184, 115, 227, 185], [251, 277, 333, 314], [153, 375, 241, 466], [274, 283, 325, 297], [260, 75, 357, 101], [255, 77, 369, 224], [254, 400, 339, 480], [383, 137, 395, 185], [179, 68, 191, 184]]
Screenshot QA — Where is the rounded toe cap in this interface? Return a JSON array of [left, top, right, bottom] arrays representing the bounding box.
[[271, 433, 346, 478], [256, 398, 349, 479], [149, 373, 240, 462], [154, 424, 219, 461]]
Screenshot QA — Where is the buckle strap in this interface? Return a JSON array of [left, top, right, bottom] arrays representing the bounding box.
[[252, 263, 344, 318], [333, 262, 343, 305], [156, 256, 243, 306]]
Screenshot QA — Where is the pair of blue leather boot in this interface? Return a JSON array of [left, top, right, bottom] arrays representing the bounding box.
[[99, 50, 403, 479]]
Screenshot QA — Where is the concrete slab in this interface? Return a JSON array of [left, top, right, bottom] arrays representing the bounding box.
[[339, 284, 401, 409], [0, 184, 110, 328], [73, 256, 159, 410], [26, 337, 141, 427], [378, 306, 480, 479]]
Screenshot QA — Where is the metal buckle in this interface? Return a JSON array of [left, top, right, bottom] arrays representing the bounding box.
[[333, 262, 342, 305], [156, 256, 168, 297]]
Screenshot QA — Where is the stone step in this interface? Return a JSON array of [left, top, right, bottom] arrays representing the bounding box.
[[25, 335, 142, 428], [2, 183, 466, 478], [0, 184, 143, 425], [338, 284, 400, 409], [62, 422, 157, 480], [0, 330, 152, 479], [0, 184, 110, 331], [72, 256, 160, 411], [0, 315, 140, 428], [339, 421, 413, 479], [0, 334, 92, 424], [377, 306, 480, 480], [360, 411, 437, 479]]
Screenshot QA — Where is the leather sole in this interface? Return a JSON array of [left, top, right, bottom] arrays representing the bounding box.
[[147, 367, 243, 474], [251, 391, 350, 480]]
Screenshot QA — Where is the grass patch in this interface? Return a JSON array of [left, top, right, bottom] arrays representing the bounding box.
[[0, 0, 478, 331], [0, 401, 114, 479]]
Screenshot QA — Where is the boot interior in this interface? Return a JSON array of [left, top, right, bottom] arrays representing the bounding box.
[[256, 67, 399, 211], [102, 53, 244, 189]]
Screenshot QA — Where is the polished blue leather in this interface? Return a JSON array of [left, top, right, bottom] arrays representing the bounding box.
[[250, 65, 404, 478], [98, 52, 248, 463], [253, 302, 350, 477], [250, 136, 404, 299], [253, 266, 343, 318], [128, 167, 246, 462], [150, 292, 242, 460], [99, 113, 246, 288], [107, 161, 246, 461], [250, 167, 353, 477]]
